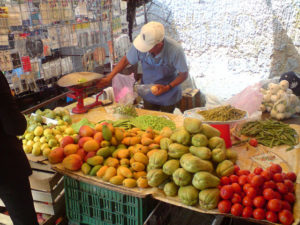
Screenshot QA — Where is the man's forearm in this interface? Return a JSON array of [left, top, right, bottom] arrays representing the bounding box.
[[107, 56, 130, 79], [169, 72, 188, 88]]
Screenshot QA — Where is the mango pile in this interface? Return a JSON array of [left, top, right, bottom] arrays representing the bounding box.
[[21, 109, 75, 157], [48, 122, 165, 188], [147, 117, 238, 209]]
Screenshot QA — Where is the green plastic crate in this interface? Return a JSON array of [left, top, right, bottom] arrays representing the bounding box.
[[64, 176, 154, 225]]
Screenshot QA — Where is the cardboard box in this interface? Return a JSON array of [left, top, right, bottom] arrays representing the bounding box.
[[180, 88, 202, 112]]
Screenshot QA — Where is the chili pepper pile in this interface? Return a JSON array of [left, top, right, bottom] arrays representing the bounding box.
[[239, 120, 299, 148]]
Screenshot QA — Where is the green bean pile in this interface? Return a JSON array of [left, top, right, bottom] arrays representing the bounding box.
[[130, 115, 176, 131], [197, 105, 246, 121], [239, 119, 299, 148]]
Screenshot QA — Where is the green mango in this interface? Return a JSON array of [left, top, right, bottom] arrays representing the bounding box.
[[173, 168, 192, 186], [168, 143, 189, 158], [102, 125, 112, 141], [180, 153, 213, 173], [201, 124, 220, 139], [191, 134, 208, 147], [216, 160, 235, 177], [164, 182, 178, 197], [160, 137, 173, 150], [170, 129, 190, 145], [163, 159, 180, 175], [81, 163, 91, 175], [211, 148, 226, 163], [192, 171, 220, 190], [183, 118, 202, 134], [149, 150, 168, 169], [89, 165, 102, 176], [178, 186, 199, 206], [147, 169, 168, 187], [189, 146, 211, 160], [199, 188, 220, 210], [97, 147, 112, 158]]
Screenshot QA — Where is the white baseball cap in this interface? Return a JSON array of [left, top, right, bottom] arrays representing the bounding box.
[[133, 21, 165, 52]]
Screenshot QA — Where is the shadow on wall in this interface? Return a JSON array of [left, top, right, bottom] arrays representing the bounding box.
[[267, 0, 300, 77]]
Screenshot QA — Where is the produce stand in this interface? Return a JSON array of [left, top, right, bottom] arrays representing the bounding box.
[[34, 100, 299, 225]]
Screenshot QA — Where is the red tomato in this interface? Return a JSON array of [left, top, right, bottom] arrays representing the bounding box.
[[267, 199, 282, 212], [230, 175, 239, 184], [263, 180, 276, 189], [238, 170, 250, 176], [282, 173, 287, 180], [231, 183, 242, 194], [231, 203, 243, 216], [234, 165, 240, 175], [220, 185, 234, 200], [273, 191, 282, 200], [261, 170, 272, 181], [243, 183, 251, 192], [253, 196, 265, 208], [220, 176, 231, 185], [254, 167, 263, 175], [232, 193, 242, 204], [270, 164, 282, 174], [266, 211, 278, 223], [218, 200, 232, 213], [247, 173, 255, 183], [273, 173, 284, 183], [246, 187, 257, 199], [281, 201, 292, 211], [250, 175, 264, 187], [253, 208, 265, 220], [242, 196, 253, 207], [284, 180, 295, 193], [242, 206, 253, 218], [277, 183, 288, 194], [238, 175, 248, 186], [249, 138, 258, 147], [278, 209, 294, 225], [263, 188, 275, 200], [284, 193, 295, 204], [286, 172, 296, 182]]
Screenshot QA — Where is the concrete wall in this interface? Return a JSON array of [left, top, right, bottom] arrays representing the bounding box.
[[146, 0, 300, 100]]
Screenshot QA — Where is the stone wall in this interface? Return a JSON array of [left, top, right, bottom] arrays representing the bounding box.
[[145, 0, 300, 100]]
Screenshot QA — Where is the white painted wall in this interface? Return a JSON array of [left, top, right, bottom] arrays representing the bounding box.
[[145, 0, 300, 100]]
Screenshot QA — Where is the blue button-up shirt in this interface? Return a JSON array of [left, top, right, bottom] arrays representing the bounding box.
[[126, 37, 188, 106]]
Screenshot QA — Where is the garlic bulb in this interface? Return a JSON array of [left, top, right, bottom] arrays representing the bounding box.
[[279, 80, 289, 91]]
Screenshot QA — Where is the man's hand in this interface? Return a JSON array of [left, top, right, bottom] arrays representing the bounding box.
[[151, 84, 171, 96], [96, 76, 112, 89]]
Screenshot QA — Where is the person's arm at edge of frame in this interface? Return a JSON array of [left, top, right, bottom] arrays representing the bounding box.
[[96, 56, 130, 89], [0, 72, 27, 136]]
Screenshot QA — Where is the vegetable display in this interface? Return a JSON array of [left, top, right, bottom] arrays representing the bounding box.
[[130, 115, 176, 131], [197, 105, 246, 121], [218, 164, 297, 225], [239, 119, 299, 148], [260, 80, 300, 120]]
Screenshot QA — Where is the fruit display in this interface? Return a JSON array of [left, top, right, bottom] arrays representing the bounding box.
[[146, 117, 238, 209], [260, 80, 300, 120], [48, 122, 168, 189], [21, 109, 75, 157], [218, 164, 296, 225]]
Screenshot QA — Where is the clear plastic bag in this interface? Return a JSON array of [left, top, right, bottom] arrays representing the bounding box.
[[112, 73, 136, 103], [226, 82, 263, 116], [134, 83, 153, 99]]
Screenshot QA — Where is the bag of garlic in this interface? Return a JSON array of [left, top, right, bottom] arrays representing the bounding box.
[[260, 80, 300, 120]]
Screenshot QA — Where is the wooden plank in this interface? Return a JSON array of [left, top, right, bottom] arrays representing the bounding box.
[[29, 170, 55, 192], [32, 190, 53, 203], [49, 173, 63, 191], [33, 194, 65, 215]]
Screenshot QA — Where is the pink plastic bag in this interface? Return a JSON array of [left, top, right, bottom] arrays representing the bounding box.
[[226, 83, 263, 116], [112, 73, 136, 103]]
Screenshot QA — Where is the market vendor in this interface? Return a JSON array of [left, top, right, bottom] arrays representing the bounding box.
[[97, 21, 189, 113]]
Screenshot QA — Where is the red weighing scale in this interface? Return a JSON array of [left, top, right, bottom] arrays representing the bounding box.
[[57, 72, 105, 114]]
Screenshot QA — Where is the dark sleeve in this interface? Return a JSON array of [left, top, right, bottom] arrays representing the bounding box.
[[0, 72, 27, 136]]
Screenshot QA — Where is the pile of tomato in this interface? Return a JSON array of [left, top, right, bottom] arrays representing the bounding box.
[[218, 164, 296, 225]]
